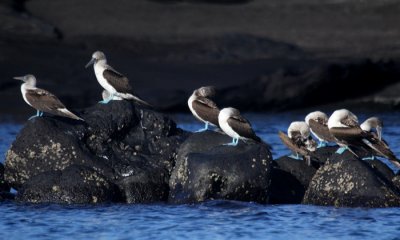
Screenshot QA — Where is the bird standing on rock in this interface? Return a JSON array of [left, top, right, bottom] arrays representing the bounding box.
[[85, 51, 150, 106], [188, 86, 220, 132], [279, 121, 316, 165], [14, 74, 83, 121], [305, 111, 336, 148], [360, 117, 400, 167], [360, 117, 383, 141], [328, 109, 400, 167], [218, 107, 261, 146]]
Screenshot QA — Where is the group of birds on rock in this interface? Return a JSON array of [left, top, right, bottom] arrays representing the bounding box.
[[279, 109, 400, 168], [188, 86, 262, 146], [14, 51, 150, 122], [13, 51, 399, 166], [14, 51, 261, 146]]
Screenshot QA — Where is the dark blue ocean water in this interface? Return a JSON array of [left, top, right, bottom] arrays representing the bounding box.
[[1, 112, 400, 240]]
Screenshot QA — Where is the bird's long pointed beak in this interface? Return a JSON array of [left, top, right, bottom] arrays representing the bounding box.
[[13, 76, 25, 81], [85, 58, 95, 68]]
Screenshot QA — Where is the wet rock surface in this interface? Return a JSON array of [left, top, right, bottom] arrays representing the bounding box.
[[169, 131, 273, 204], [16, 165, 122, 204], [269, 157, 316, 204], [5, 100, 189, 203], [0, 162, 10, 193], [392, 173, 400, 191], [269, 146, 338, 204], [0, 163, 12, 201], [303, 151, 400, 208]]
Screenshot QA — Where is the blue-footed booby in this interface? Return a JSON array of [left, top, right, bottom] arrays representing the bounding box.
[[327, 109, 362, 155], [327, 109, 400, 168], [85, 51, 150, 106], [360, 117, 383, 141], [188, 86, 220, 132], [14, 74, 83, 121], [218, 107, 261, 146], [360, 117, 400, 168], [279, 121, 316, 165], [305, 111, 336, 148]]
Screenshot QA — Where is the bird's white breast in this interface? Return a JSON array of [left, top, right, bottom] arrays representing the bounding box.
[[188, 95, 203, 122], [218, 110, 240, 139], [21, 83, 32, 107], [94, 63, 116, 94], [360, 122, 371, 132]]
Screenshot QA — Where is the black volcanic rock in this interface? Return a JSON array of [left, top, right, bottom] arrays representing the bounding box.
[[393, 174, 400, 191], [303, 151, 400, 208], [4, 112, 113, 189], [0, 162, 10, 193], [310, 146, 338, 166], [5, 100, 189, 203], [365, 159, 396, 183], [269, 157, 317, 204], [16, 165, 122, 204], [269, 146, 339, 204], [169, 131, 273, 204]]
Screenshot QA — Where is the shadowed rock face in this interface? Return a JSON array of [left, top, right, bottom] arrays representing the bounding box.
[[270, 157, 317, 204], [169, 131, 273, 204], [5, 100, 189, 203], [303, 151, 400, 208], [269, 147, 337, 204], [393, 174, 400, 191], [0, 163, 10, 193], [16, 165, 122, 204], [0, 162, 13, 201]]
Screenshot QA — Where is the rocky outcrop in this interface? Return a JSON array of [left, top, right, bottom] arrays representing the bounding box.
[[303, 151, 400, 207], [16, 165, 122, 204], [0, 162, 12, 201], [392, 173, 400, 191], [269, 157, 317, 204], [168, 131, 273, 204], [0, 162, 10, 193], [5, 100, 189, 203], [269, 146, 336, 204]]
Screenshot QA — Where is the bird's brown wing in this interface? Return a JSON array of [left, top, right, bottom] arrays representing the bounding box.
[[227, 115, 260, 142], [191, 97, 220, 127], [26, 88, 66, 113], [329, 127, 367, 143], [362, 134, 400, 167], [308, 119, 336, 142], [340, 116, 359, 128], [278, 131, 308, 156], [103, 68, 133, 94]]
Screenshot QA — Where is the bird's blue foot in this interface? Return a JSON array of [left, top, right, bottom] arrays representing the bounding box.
[[196, 122, 209, 132], [99, 99, 111, 104], [317, 141, 328, 148], [289, 154, 303, 160], [224, 138, 239, 146], [28, 115, 38, 120], [99, 94, 114, 104], [362, 156, 376, 160], [28, 110, 42, 120], [196, 128, 207, 132], [336, 146, 348, 154]]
